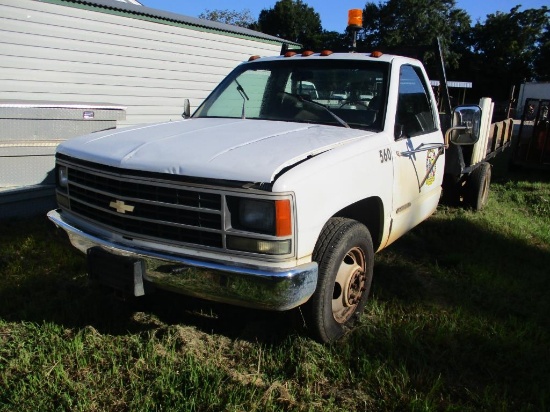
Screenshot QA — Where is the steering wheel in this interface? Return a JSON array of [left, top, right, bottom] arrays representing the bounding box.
[[339, 100, 369, 109]]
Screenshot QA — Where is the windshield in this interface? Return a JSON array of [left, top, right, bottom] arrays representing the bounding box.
[[193, 58, 389, 131]]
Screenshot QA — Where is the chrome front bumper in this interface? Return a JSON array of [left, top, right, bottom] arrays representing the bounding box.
[[47, 209, 318, 311]]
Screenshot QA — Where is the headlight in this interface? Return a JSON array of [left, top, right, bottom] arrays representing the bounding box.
[[228, 197, 292, 236], [239, 199, 275, 233], [226, 197, 293, 255], [57, 165, 69, 188]]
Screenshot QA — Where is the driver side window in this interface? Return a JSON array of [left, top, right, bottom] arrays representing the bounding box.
[[395, 65, 437, 139]]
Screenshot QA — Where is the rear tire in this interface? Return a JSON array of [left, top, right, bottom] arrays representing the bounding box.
[[466, 162, 491, 211], [304, 218, 374, 343]]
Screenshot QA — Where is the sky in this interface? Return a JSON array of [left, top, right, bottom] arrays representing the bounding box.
[[140, 0, 548, 32]]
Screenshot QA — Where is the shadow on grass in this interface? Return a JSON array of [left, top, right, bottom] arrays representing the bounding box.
[[363, 211, 550, 407], [0, 215, 299, 343], [1, 203, 549, 341], [374, 215, 550, 324], [1, 198, 549, 407]]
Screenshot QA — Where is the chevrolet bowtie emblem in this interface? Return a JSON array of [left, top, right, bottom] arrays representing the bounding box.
[[109, 199, 135, 214]]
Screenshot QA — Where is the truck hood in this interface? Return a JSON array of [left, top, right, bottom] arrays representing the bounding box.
[[57, 118, 372, 182]]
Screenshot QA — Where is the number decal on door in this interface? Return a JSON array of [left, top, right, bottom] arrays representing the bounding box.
[[379, 149, 392, 163]]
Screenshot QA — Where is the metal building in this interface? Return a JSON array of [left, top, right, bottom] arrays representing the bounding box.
[[0, 0, 296, 218], [0, 0, 295, 127]]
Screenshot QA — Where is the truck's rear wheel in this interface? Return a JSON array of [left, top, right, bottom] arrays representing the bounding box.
[[466, 162, 491, 211], [305, 218, 374, 343]]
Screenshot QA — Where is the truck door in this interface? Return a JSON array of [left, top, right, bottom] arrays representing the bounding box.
[[387, 64, 445, 246]]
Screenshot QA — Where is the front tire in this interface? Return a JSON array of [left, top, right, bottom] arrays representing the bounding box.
[[305, 218, 374, 343]]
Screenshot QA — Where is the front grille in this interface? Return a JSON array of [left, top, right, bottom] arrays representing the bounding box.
[[63, 162, 224, 248]]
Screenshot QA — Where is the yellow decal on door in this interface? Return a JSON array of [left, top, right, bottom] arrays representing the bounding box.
[[425, 149, 437, 186]]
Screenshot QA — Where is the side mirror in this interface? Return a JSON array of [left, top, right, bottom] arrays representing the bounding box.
[[182, 99, 191, 119], [447, 105, 482, 145]]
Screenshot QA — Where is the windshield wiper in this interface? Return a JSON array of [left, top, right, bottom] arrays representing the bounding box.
[[235, 79, 249, 119], [285, 92, 349, 128]]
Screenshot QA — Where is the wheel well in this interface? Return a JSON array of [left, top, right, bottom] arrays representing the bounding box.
[[333, 197, 384, 251]]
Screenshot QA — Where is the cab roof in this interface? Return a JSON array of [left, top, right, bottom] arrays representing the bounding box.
[[245, 51, 422, 66]]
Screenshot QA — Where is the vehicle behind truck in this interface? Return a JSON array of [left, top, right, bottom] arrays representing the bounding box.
[[48, 30, 511, 343]]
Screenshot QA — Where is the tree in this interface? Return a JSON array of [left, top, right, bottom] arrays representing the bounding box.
[[534, 25, 550, 81], [256, 0, 322, 49], [198, 9, 256, 28], [470, 6, 549, 99], [317, 30, 351, 51], [360, 0, 471, 69]]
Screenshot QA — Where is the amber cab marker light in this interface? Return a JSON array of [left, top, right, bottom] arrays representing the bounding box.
[[248, 55, 261, 61], [371, 51, 384, 58], [284, 51, 297, 57], [302, 50, 314, 57], [320, 50, 333, 56], [275, 200, 292, 237]]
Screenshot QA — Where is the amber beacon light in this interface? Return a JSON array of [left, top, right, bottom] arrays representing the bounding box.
[[347, 9, 363, 50], [347, 9, 362, 29]]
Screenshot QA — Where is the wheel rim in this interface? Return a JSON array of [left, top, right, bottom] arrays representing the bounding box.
[[332, 246, 367, 323]]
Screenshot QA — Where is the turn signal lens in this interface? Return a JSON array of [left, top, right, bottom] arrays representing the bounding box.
[[226, 236, 291, 255], [275, 200, 292, 237]]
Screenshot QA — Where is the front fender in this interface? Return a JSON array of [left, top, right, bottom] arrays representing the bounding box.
[[272, 132, 394, 260]]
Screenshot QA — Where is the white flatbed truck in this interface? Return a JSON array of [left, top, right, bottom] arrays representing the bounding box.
[[47, 39, 512, 342]]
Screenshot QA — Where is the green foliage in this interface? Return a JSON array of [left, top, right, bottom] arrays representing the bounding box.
[[204, 3, 548, 99], [198, 8, 256, 28], [1, 168, 549, 411], [256, 0, 323, 49], [360, 0, 471, 68], [534, 25, 550, 81], [356, 2, 549, 100], [468, 6, 550, 98], [317, 30, 352, 51]]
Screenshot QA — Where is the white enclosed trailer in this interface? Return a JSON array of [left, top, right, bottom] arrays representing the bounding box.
[[517, 82, 550, 115]]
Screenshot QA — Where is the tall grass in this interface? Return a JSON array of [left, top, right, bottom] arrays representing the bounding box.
[[1, 167, 549, 411]]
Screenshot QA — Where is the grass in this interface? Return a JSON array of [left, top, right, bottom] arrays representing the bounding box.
[[1, 165, 549, 411]]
